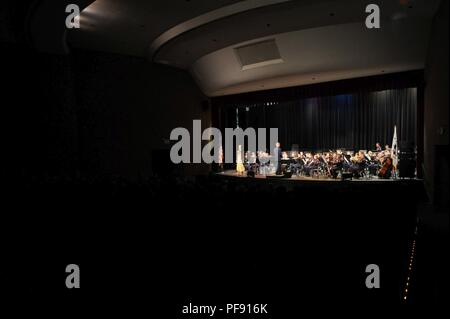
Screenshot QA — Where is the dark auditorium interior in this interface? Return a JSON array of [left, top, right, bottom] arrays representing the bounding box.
[[1, 0, 448, 313]]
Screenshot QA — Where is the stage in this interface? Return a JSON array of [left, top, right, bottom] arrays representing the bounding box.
[[218, 169, 419, 181], [215, 169, 423, 191]]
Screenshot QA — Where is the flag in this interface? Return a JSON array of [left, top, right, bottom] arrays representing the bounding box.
[[391, 125, 398, 167]]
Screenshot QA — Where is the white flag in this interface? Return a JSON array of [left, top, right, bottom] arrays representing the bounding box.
[[391, 125, 398, 167]]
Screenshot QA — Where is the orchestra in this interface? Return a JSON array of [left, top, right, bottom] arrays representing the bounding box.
[[241, 142, 399, 179]]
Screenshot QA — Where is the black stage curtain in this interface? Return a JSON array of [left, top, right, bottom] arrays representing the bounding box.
[[228, 87, 417, 151], [212, 71, 423, 174]]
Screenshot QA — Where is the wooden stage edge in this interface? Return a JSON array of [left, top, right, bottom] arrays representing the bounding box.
[[216, 170, 422, 185]]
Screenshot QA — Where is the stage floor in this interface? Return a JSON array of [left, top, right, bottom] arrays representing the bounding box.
[[217, 169, 420, 183]]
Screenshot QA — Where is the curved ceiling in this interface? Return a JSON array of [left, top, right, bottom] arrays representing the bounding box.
[[192, 19, 430, 96], [68, 0, 245, 56], [68, 0, 441, 96], [148, 0, 291, 57]]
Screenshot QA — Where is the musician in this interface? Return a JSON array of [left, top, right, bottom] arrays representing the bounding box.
[[249, 151, 257, 164], [291, 155, 302, 176], [379, 150, 391, 164], [274, 142, 282, 175], [357, 150, 366, 163], [342, 152, 352, 171], [246, 151, 257, 172], [375, 142, 382, 152], [304, 154, 320, 176], [257, 151, 269, 175], [349, 151, 366, 178], [330, 153, 344, 179], [378, 153, 393, 179], [367, 151, 379, 175], [376, 150, 385, 163]]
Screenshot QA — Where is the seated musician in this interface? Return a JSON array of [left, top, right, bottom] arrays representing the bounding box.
[[375, 142, 382, 152], [367, 151, 379, 175], [247, 151, 257, 173], [297, 152, 307, 175], [303, 153, 312, 175], [376, 150, 385, 163], [330, 153, 343, 179], [249, 151, 257, 163], [379, 150, 391, 164], [304, 154, 320, 176], [349, 151, 366, 177], [290, 152, 302, 175], [342, 153, 352, 171], [378, 153, 393, 179], [244, 151, 250, 170], [300, 152, 307, 164], [257, 150, 268, 171]]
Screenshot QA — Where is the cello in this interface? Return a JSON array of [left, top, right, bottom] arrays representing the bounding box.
[[378, 157, 393, 178]]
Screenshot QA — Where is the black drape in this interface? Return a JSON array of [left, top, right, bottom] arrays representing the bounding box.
[[230, 87, 417, 151]]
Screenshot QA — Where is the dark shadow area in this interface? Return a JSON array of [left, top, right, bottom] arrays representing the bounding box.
[[1, 172, 429, 313]]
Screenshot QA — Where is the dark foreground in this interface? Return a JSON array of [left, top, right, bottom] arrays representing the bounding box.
[[1, 173, 445, 315]]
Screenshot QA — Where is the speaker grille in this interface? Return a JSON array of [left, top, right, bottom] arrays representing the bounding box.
[[234, 39, 283, 70]]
